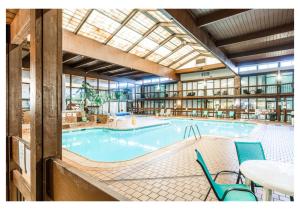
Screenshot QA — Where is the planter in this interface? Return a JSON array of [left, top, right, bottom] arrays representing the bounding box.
[[96, 114, 108, 124]]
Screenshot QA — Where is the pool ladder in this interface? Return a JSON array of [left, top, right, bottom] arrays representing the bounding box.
[[183, 124, 202, 140]]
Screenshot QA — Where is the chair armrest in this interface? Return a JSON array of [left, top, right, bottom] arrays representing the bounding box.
[[221, 187, 258, 201], [214, 170, 245, 182]]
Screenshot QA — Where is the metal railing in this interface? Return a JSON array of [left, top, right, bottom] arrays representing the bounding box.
[[183, 124, 201, 140]]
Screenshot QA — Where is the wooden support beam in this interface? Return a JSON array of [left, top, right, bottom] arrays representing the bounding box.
[[63, 29, 178, 80], [86, 63, 118, 73], [12, 170, 31, 201], [216, 23, 294, 47], [7, 44, 22, 201], [236, 55, 294, 66], [196, 9, 250, 27], [228, 43, 294, 59], [71, 57, 96, 68], [62, 53, 81, 63], [175, 63, 226, 74], [163, 9, 238, 73], [30, 9, 62, 201], [10, 9, 30, 44], [63, 64, 137, 84]]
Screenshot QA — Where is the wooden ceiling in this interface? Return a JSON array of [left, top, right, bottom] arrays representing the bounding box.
[[62, 52, 156, 80], [6, 9, 18, 24], [187, 9, 294, 66]]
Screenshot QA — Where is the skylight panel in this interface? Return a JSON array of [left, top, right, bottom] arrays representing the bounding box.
[[63, 9, 89, 32], [170, 51, 200, 69], [127, 12, 156, 34], [129, 38, 159, 57], [147, 46, 171, 63], [108, 26, 142, 50], [159, 45, 194, 66], [78, 23, 111, 43], [147, 26, 171, 43], [97, 9, 132, 23], [146, 10, 172, 22], [168, 25, 186, 34], [85, 10, 121, 33], [163, 37, 182, 51]]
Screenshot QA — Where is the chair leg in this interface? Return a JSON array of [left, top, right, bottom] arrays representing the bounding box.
[[290, 196, 294, 201], [250, 181, 255, 193], [204, 187, 211, 201], [236, 171, 241, 184]]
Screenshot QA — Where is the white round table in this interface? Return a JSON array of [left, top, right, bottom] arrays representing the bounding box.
[[240, 160, 294, 201]]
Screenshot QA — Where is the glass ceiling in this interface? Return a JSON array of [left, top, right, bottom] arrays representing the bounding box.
[[63, 9, 220, 70]]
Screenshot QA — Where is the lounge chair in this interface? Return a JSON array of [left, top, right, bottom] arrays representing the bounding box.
[[216, 111, 223, 118], [229, 111, 235, 119], [191, 110, 197, 117], [234, 142, 266, 192], [202, 110, 208, 118], [165, 109, 171, 117], [195, 149, 257, 201], [159, 109, 165, 116]]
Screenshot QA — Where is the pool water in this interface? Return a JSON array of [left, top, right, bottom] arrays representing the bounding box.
[[62, 119, 256, 162]]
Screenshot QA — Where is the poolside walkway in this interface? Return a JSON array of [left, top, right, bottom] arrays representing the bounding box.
[[63, 122, 293, 201]]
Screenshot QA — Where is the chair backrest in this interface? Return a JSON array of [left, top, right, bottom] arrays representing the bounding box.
[[160, 109, 165, 115], [166, 109, 171, 115], [234, 142, 266, 165], [195, 149, 221, 199]]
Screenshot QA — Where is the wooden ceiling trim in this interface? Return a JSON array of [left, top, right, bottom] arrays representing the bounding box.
[[71, 57, 97, 68], [86, 63, 118, 73], [196, 9, 250, 27], [62, 53, 82, 63], [236, 54, 294, 66], [216, 23, 294, 47], [228, 43, 294, 59], [163, 9, 238, 73]]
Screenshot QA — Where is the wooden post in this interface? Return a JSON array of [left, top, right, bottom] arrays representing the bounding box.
[[7, 43, 22, 201], [30, 9, 62, 201]]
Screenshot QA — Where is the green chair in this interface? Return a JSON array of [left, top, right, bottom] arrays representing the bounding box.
[[216, 111, 223, 118], [229, 111, 235, 119], [234, 142, 266, 191], [202, 110, 208, 118], [195, 149, 257, 201]]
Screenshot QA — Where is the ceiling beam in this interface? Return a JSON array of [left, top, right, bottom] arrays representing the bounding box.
[[196, 9, 250, 27], [175, 63, 226, 74], [216, 23, 294, 47], [163, 9, 238, 73], [86, 63, 118, 73], [228, 43, 294, 59], [63, 64, 136, 83], [71, 57, 97, 68], [10, 9, 30, 44], [111, 71, 145, 77], [74, 9, 93, 34], [63, 29, 178, 80], [236, 55, 294, 66], [63, 53, 82, 63]]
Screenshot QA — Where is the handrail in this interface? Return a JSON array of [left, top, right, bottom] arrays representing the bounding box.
[[183, 124, 201, 140]]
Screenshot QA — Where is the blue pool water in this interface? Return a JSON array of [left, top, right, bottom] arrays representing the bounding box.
[[62, 119, 256, 162]]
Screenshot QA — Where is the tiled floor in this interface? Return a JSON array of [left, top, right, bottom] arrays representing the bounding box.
[[63, 119, 294, 201]]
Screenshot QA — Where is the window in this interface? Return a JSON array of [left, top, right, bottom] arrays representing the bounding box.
[[258, 62, 278, 70], [239, 65, 257, 72], [280, 60, 294, 67]]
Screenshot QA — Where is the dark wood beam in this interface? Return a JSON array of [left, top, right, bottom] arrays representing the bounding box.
[[115, 71, 146, 77], [71, 57, 96, 68], [163, 9, 238, 73], [216, 23, 294, 47], [86, 63, 117, 73], [236, 55, 294, 66], [62, 53, 81, 63], [63, 64, 137, 83], [228, 43, 294, 59], [107, 69, 139, 76], [196, 9, 250, 27]]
